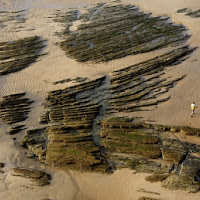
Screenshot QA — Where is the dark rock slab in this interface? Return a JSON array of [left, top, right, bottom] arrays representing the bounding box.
[[46, 125, 108, 172], [20, 128, 47, 163], [101, 118, 161, 159], [12, 167, 51, 186], [0, 93, 33, 124], [100, 117, 200, 192], [0, 36, 46, 76], [0, 93, 33, 125], [162, 174, 200, 193], [9, 124, 25, 135], [138, 197, 160, 200], [58, 4, 190, 63]]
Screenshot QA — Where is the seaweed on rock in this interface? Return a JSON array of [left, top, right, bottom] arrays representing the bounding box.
[[101, 117, 200, 192], [21, 77, 109, 172], [23, 45, 195, 174]]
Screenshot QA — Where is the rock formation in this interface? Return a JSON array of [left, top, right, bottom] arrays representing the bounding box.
[[177, 8, 200, 18], [138, 197, 160, 200], [101, 117, 200, 192], [12, 167, 51, 186], [4, 2, 197, 193], [20, 43, 198, 192], [56, 4, 190, 62], [0, 93, 33, 125], [109, 46, 193, 112], [0, 36, 46, 75], [21, 77, 109, 172]]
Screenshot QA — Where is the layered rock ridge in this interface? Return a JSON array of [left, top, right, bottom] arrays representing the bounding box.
[[0, 36, 46, 75], [21, 45, 195, 177], [56, 3, 190, 62], [101, 117, 200, 192], [1, 2, 197, 193], [0, 93, 33, 131], [21, 77, 110, 172]]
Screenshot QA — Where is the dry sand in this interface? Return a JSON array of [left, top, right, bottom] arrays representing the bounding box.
[[0, 0, 200, 199]]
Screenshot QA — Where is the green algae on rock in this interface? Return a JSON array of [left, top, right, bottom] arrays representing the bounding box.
[[100, 117, 200, 192], [145, 174, 168, 183], [21, 126, 109, 172], [21, 77, 109, 172], [46, 125, 108, 172]]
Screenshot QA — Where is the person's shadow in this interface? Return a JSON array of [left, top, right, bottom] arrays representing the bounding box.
[[192, 113, 200, 117]]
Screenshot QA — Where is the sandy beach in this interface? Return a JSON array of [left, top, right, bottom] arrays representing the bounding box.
[[0, 0, 200, 199]]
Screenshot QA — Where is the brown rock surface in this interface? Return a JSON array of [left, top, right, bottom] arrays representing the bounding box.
[[0, 93, 33, 125], [100, 117, 200, 192], [12, 167, 51, 186], [0, 36, 46, 76]]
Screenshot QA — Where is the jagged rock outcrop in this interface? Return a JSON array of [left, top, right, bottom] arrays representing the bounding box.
[[12, 167, 51, 186], [21, 77, 109, 172], [21, 126, 109, 172], [101, 117, 200, 192], [22, 46, 196, 178], [20, 128, 47, 162], [46, 76, 105, 133], [0, 36, 46, 75], [46, 125, 108, 172], [9, 124, 25, 135], [109, 46, 193, 112], [0, 93, 33, 125]]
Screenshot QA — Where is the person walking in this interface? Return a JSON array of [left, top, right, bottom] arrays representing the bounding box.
[[191, 102, 197, 117]]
